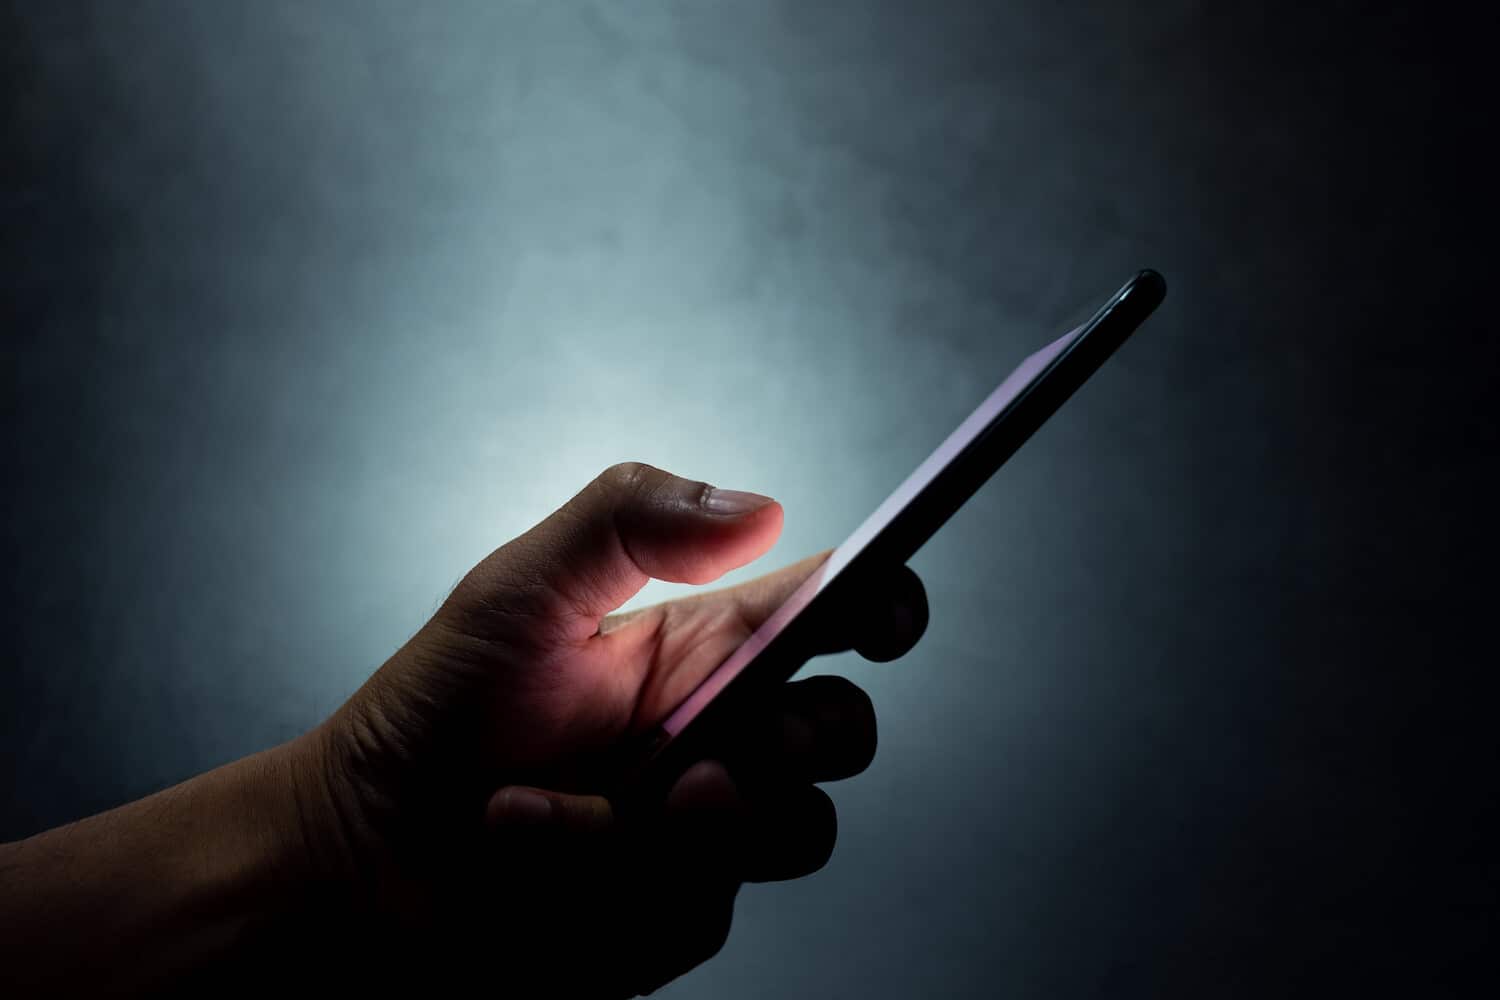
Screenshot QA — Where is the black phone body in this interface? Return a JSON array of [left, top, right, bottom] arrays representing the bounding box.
[[611, 269, 1167, 811]]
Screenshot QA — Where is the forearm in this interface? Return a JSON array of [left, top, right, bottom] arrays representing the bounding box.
[[0, 732, 334, 995]]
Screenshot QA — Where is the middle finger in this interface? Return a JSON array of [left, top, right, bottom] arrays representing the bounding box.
[[725, 674, 878, 785]]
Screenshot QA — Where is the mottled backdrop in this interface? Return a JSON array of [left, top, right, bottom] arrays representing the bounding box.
[[2, 1, 1492, 996]]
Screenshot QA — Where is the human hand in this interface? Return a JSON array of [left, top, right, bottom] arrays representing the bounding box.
[[296, 463, 927, 996]]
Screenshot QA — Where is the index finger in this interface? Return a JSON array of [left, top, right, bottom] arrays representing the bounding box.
[[614, 550, 928, 663]]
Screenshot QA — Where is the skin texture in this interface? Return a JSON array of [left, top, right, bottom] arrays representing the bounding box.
[[0, 463, 927, 998]]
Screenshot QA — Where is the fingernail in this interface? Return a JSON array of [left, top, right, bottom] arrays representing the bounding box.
[[667, 758, 741, 813], [703, 488, 775, 516], [497, 787, 554, 826]]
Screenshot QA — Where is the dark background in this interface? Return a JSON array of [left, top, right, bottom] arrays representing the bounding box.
[[3, 1, 1493, 996]]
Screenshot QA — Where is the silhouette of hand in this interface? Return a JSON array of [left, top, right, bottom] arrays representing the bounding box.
[[299, 463, 927, 996]]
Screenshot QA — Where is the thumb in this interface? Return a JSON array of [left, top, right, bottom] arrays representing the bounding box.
[[450, 462, 783, 641]]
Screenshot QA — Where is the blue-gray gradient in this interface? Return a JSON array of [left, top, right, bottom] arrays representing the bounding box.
[[3, 1, 1492, 995]]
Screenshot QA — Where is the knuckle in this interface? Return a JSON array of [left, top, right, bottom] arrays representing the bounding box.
[[900, 562, 928, 602], [849, 681, 876, 726], [599, 460, 651, 494], [808, 674, 875, 724], [850, 722, 878, 774], [817, 787, 839, 840], [898, 564, 930, 626], [799, 675, 877, 775], [803, 789, 839, 872], [597, 461, 697, 511]]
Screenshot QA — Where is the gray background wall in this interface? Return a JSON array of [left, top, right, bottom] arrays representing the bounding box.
[[3, 1, 1492, 995]]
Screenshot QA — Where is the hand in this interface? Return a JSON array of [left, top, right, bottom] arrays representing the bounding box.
[[295, 463, 928, 996]]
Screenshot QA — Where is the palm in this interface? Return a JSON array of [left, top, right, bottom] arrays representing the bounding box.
[[464, 552, 829, 787]]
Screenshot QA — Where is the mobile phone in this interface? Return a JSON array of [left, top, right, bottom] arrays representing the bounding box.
[[610, 269, 1167, 811]]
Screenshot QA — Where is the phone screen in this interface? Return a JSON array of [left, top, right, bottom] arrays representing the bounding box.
[[616, 270, 1165, 798], [657, 323, 1088, 740]]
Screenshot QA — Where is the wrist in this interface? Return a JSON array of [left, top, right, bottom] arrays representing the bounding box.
[[275, 723, 370, 904], [145, 733, 380, 992], [281, 704, 422, 920], [197, 736, 351, 936]]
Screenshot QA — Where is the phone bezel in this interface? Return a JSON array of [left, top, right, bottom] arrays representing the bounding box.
[[611, 269, 1167, 808]]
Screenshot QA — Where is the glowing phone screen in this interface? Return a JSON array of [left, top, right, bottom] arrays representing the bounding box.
[[657, 324, 1086, 739]]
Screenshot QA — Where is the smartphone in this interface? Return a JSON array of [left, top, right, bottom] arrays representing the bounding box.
[[610, 269, 1167, 811]]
